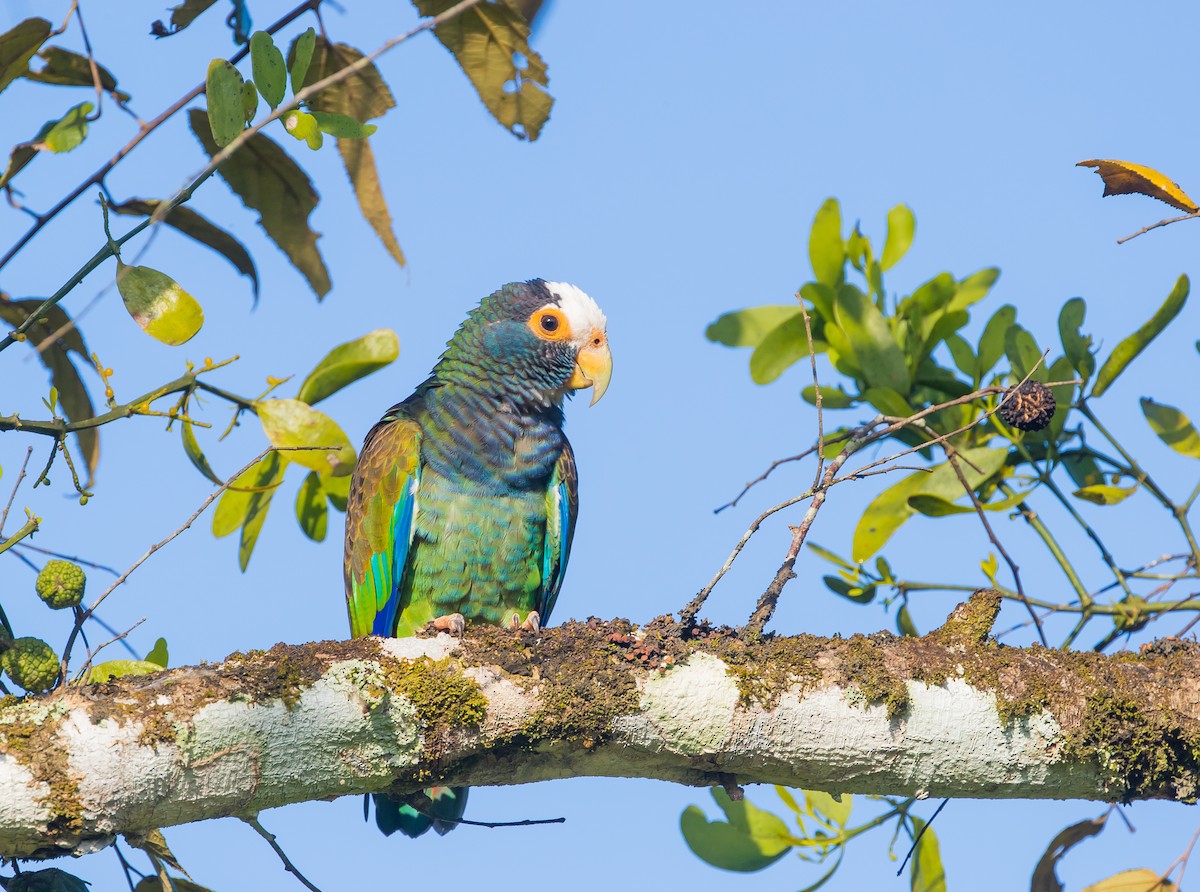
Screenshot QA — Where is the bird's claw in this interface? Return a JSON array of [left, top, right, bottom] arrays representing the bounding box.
[[432, 613, 466, 636], [507, 611, 541, 633]]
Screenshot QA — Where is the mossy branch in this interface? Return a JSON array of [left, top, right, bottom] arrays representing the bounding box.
[[3, 599, 1199, 860]]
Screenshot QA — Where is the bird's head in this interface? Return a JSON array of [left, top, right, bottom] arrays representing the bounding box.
[[440, 280, 612, 408]]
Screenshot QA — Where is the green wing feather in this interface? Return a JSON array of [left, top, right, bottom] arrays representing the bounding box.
[[344, 413, 422, 638], [539, 441, 578, 623]]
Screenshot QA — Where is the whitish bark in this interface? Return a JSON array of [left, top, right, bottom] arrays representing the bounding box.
[[1, 592, 1198, 859]]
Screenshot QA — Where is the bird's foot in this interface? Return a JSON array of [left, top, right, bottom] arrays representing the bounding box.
[[506, 611, 541, 633], [432, 613, 466, 636]]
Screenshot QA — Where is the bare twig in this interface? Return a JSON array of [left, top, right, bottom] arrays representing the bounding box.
[[896, 798, 949, 876], [1117, 210, 1200, 245], [72, 616, 147, 686], [244, 816, 325, 892], [0, 447, 33, 532]]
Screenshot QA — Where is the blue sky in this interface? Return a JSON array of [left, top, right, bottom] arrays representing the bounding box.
[[2, 1, 1200, 889]]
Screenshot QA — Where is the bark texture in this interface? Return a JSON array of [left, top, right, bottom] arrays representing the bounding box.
[[1, 592, 1198, 859]]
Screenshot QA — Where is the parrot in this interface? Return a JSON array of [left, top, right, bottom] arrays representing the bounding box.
[[343, 279, 612, 837]]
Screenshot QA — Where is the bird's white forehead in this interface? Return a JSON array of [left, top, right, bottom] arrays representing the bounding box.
[[544, 281, 607, 336]]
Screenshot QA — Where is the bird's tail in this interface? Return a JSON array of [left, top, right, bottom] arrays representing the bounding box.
[[369, 786, 469, 838]]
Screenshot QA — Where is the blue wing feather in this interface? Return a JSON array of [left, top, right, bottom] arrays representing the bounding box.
[[538, 443, 578, 623]]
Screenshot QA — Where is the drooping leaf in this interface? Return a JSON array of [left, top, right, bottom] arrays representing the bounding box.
[[181, 419, 224, 485], [125, 828, 189, 878], [111, 199, 259, 299], [206, 59, 246, 147], [24, 47, 129, 102], [283, 109, 323, 149], [909, 818, 947, 892], [1077, 159, 1198, 213], [88, 659, 164, 683], [241, 79, 258, 122], [680, 788, 793, 873], [1092, 275, 1188, 398], [5, 867, 91, 892], [297, 328, 399, 405], [705, 306, 802, 347], [336, 138, 405, 267], [1073, 484, 1137, 506], [414, 0, 552, 140], [0, 296, 98, 481], [809, 198, 844, 287], [289, 27, 316, 94], [908, 490, 1025, 517], [310, 111, 377, 139], [145, 638, 169, 668], [976, 304, 1016, 380], [1141, 398, 1200, 458], [1030, 817, 1107, 892], [296, 471, 328, 541], [0, 18, 52, 97], [750, 314, 816, 384], [1080, 869, 1177, 892], [115, 261, 204, 346], [804, 790, 852, 827], [189, 108, 331, 298], [249, 31, 286, 108], [1058, 297, 1095, 381], [256, 398, 356, 477], [822, 575, 875, 604], [801, 384, 855, 409], [150, 0, 220, 38], [834, 285, 910, 393], [806, 542, 857, 572], [213, 452, 285, 538], [880, 204, 915, 271], [852, 447, 1008, 562], [323, 469, 350, 512], [133, 878, 217, 892], [897, 604, 919, 637], [1060, 450, 1105, 489]]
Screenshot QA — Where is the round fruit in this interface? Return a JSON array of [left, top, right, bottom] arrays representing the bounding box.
[[35, 559, 86, 610], [2, 637, 60, 694]]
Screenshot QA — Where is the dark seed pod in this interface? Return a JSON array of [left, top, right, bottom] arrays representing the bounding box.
[[999, 381, 1056, 431]]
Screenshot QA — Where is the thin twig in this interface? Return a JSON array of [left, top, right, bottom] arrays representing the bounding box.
[[72, 616, 147, 686], [243, 817, 325, 892], [0, 447, 33, 532], [11, 541, 120, 575], [896, 799, 949, 876], [1117, 210, 1200, 245]]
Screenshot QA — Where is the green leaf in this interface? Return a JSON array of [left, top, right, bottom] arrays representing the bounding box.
[[213, 452, 285, 541], [145, 637, 169, 667], [88, 659, 163, 683], [43, 102, 93, 153], [6, 867, 92, 892], [111, 199, 259, 299], [115, 261, 204, 346], [298, 328, 399, 405], [323, 470, 350, 512], [1073, 483, 1137, 506], [976, 304, 1016, 380], [133, 878, 217, 892], [945, 333, 975, 380], [24, 47, 129, 102], [289, 27, 316, 94], [834, 285, 911, 393], [908, 490, 1025, 517], [897, 604, 919, 637], [0, 297, 98, 483], [296, 471, 328, 542], [256, 398, 356, 477], [1060, 450, 1105, 489], [750, 314, 814, 384], [1141, 398, 1200, 458], [1093, 274, 1188, 398], [250, 31, 286, 108], [705, 306, 802, 347], [806, 542, 856, 571], [862, 387, 914, 418], [0, 18, 52, 97], [822, 575, 875, 604], [310, 111, 377, 139], [947, 267, 1000, 314], [181, 419, 224, 485], [805, 790, 852, 826], [880, 204, 915, 270], [241, 79, 259, 123], [413, 0, 552, 140], [909, 818, 947, 892], [680, 788, 792, 873], [206, 59, 246, 148], [809, 198, 844, 287], [1058, 297, 1095, 381], [801, 385, 855, 408], [1081, 869, 1177, 892], [150, 0, 219, 38], [852, 447, 1008, 562], [284, 110, 324, 150], [189, 108, 331, 298], [1004, 325, 1044, 381]]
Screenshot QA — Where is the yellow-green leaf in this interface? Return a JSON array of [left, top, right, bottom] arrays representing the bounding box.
[[250, 31, 286, 109], [89, 659, 163, 683], [1077, 159, 1198, 213], [125, 828, 189, 878], [283, 109, 323, 149], [43, 102, 93, 153], [706, 306, 802, 347], [213, 453, 285, 538], [909, 818, 946, 892], [112, 199, 258, 299], [750, 313, 815, 384], [256, 398, 355, 477], [337, 138, 405, 268], [1081, 868, 1176, 892], [1073, 483, 1137, 506], [189, 108, 331, 298], [115, 261, 204, 346], [805, 790, 851, 826], [145, 638, 168, 668], [1093, 275, 1188, 398], [0, 18, 52, 97], [414, 0, 552, 140], [296, 471, 328, 542], [206, 59, 246, 148], [880, 204, 915, 271], [809, 198, 844, 287], [680, 788, 792, 873], [241, 79, 259, 123], [323, 470, 350, 511], [181, 420, 224, 485], [834, 285, 911, 393], [290, 27, 316, 94], [297, 328, 399, 405], [310, 111, 376, 139], [1141, 398, 1200, 458]]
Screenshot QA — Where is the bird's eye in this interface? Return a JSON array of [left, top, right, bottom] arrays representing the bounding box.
[[540, 314, 559, 333]]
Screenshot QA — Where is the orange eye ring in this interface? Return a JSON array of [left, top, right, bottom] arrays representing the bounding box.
[[528, 306, 572, 341]]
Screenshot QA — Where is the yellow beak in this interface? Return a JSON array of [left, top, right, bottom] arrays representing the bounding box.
[[568, 340, 612, 406]]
